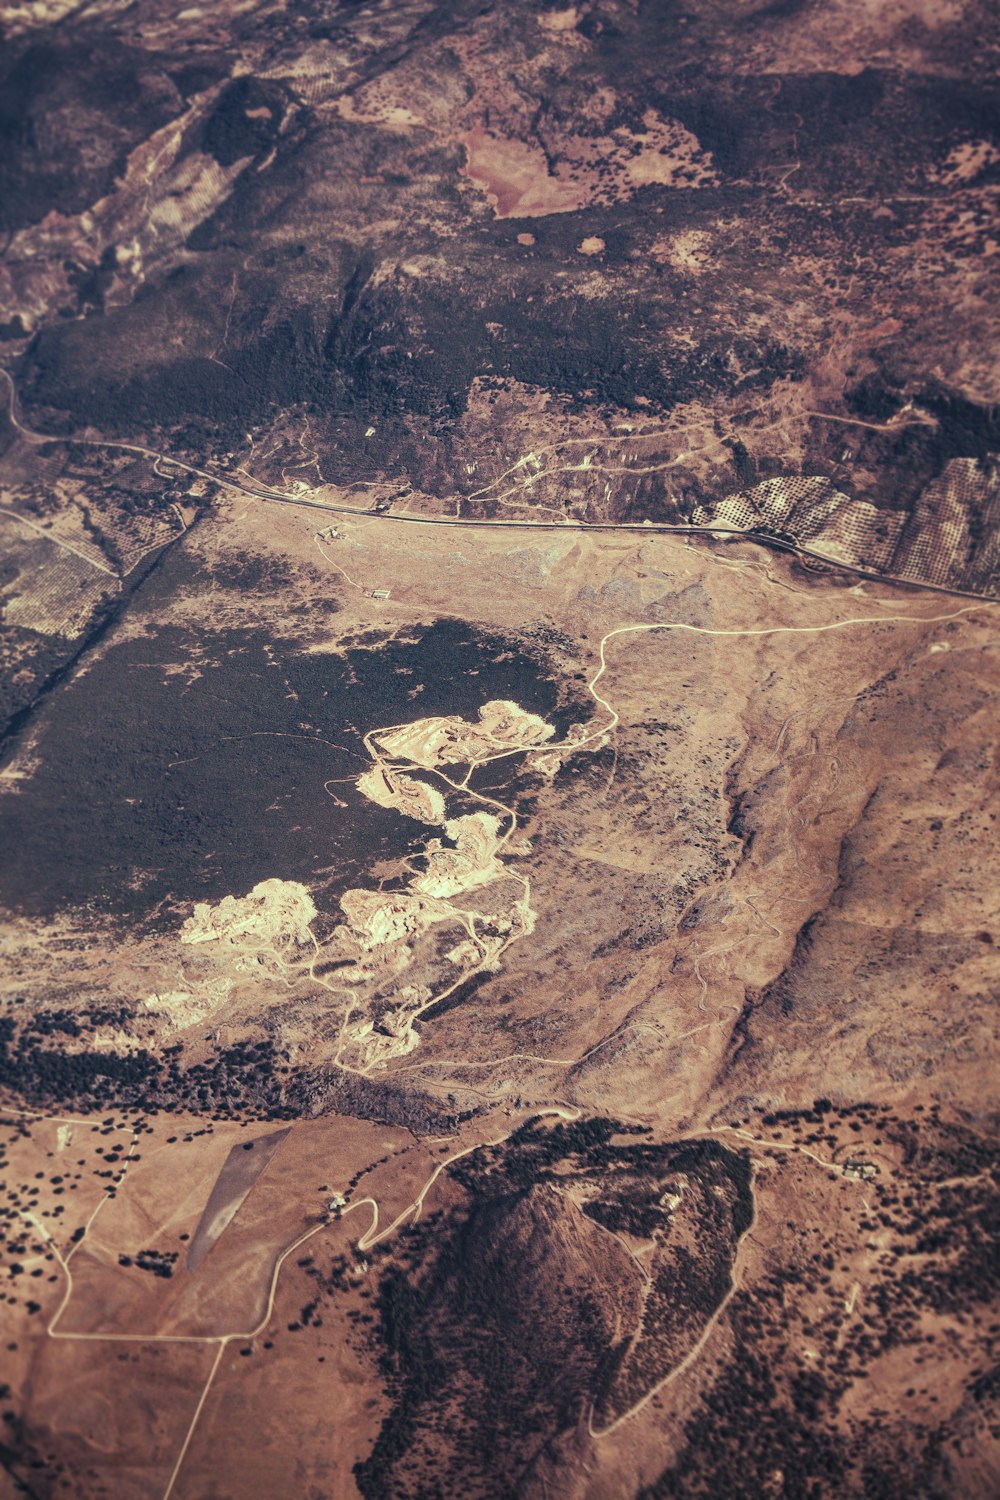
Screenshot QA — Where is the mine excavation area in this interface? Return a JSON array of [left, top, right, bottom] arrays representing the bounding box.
[[1, 499, 996, 1498], [1, 0, 999, 1496]]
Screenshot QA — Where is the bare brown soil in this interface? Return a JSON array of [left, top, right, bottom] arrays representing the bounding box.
[[1, 0, 998, 1494], [2, 494, 997, 1495]]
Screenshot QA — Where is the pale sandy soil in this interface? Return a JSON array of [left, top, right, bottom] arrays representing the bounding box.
[[2, 489, 997, 1497]]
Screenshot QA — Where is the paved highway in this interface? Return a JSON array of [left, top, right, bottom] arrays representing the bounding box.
[[2, 368, 993, 603]]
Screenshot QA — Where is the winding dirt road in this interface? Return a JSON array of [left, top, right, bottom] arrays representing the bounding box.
[[0, 1104, 578, 1500]]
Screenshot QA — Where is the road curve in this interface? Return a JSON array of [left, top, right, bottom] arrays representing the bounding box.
[[2, 368, 994, 605]]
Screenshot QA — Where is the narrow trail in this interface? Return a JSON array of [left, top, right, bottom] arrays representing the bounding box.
[[2, 1103, 577, 1500], [1, 1052, 888, 1481], [576, 606, 985, 756], [2, 370, 994, 1487], [342, 1104, 579, 1253], [587, 1164, 758, 1441], [585, 1112, 886, 1439], [161, 1343, 224, 1500], [293, 656, 563, 1073], [385, 602, 986, 796], [2, 367, 994, 604], [369, 598, 985, 1089], [0, 505, 118, 577]]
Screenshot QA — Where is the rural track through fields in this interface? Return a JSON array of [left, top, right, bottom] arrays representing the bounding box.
[[2, 368, 995, 1488], [1, 1103, 578, 1499]]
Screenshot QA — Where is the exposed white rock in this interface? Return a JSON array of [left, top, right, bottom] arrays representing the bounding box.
[[180, 879, 317, 948]]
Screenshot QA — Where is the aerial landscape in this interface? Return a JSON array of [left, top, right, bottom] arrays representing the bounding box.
[[0, 0, 998, 1496]]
